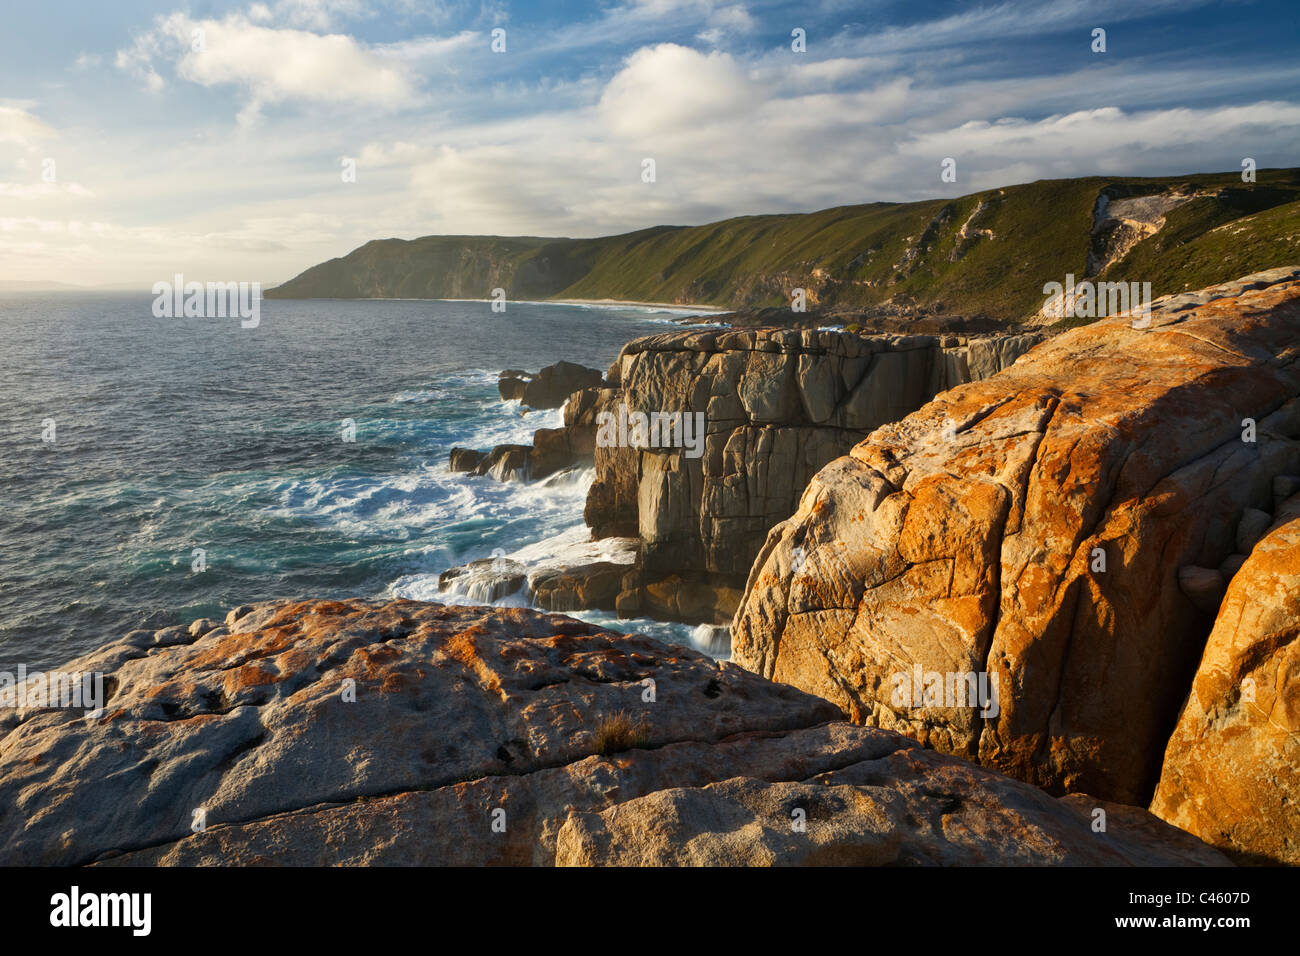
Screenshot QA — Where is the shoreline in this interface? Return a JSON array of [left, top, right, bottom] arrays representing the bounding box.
[[264, 293, 731, 313], [538, 297, 728, 312]]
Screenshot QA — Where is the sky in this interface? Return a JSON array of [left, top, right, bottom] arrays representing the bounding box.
[[0, 0, 1297, 287]]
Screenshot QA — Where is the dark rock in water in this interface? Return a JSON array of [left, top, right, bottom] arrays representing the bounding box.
[[529, 427, 584, 480], [464, 383, 607, 484], [613, 573, 744, 626], [520, 361, 604, 409], [529, 562, 626, 612], [0, 599, 1232, 866], [473, 444, 531, 481], [438, 559, 527, 603], [449, 447, 487, 472], [498, 375, 529, 401]]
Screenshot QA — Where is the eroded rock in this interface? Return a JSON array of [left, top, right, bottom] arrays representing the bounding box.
[[0, 600, 1228, 867], [1151, 514, 1300, 865], [732, 267, 1300, 805]]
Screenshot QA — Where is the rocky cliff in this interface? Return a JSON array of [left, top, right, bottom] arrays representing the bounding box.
[[585, 326, 1044, 623], [1151, 507, 1300, 864], [730, 267, 1300, 853], [0, 599, 1228, 866]]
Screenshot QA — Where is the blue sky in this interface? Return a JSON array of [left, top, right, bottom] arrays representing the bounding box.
[[1, 0, 1297, 285]]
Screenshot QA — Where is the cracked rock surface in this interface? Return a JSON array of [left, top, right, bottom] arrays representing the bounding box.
[[1152, 511, 1300, 865], [732, 267, 1300, 807], [0, 599, 1226, 866]]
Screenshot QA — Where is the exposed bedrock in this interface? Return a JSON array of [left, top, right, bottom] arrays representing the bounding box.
[[1151, 506, 1300, 865], [585, 326, 1045, 622], [731, 266, 1300, 807], [0, 600, 1228, 866], [498, 361, 604, 410]]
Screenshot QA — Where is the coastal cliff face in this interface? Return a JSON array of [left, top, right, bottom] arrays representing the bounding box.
[[1151, 508, 1300, 864], [584, 327, 1043, 623], [730, 267, 1300, 828], [0, 599, 1228, 866]]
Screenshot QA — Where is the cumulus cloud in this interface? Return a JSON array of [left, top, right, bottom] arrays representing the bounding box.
[[116, 12, 419, 123], [598, 44, 758, 137]]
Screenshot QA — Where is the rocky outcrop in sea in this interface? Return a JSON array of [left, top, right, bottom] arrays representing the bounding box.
[[443, 328, 1044, 625]]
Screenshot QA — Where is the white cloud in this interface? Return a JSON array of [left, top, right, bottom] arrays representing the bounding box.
[[598, 44, 757, 137], [379, 30, 479, 62], [115, 12, 419, 123], [0, 106, 54, 146]]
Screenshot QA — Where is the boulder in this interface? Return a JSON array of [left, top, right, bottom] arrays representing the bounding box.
[[473, 444, 531, 481], [529, 563, 626, 612], [1151, 513, 1300, 864], [732, 267, 1300, 805], [529, 427, 588, 480], [498, 369, 532, 401], [556, 749, 1229, 867], [520, 361, 604, 409], [449, 447, 487, 472]]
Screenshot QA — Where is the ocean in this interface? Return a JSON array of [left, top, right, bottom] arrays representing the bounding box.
[[0, 292, 707, 670]]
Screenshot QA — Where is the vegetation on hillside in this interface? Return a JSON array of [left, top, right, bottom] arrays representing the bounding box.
[[267, 168, 1300, 323]]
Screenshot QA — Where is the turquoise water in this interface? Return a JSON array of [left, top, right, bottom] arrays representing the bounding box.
[[0, 292, 702, 668]]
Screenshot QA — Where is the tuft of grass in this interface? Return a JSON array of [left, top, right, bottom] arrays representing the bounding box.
[[592, 710, 651, 756]]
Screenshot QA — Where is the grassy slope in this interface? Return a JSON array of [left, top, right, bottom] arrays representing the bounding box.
[[267, 169, 1300, 322]]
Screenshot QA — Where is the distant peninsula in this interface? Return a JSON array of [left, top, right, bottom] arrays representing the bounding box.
[[267, 168, 1300, 323]]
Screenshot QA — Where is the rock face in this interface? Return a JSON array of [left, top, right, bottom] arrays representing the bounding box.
[[732, 267, 1300, 806], [586, 327, 1043, 622], [1151, 510, 1300, 865], [498, 369, 531, 401], [556, 751, 1227, 867], [453, 380, 605, 483], [510, 361, 604, 410], [449, 447, 487, 472], [528, 563, 626, 612], [471, 444, 531, 482], [0, 600, 1227, 866]]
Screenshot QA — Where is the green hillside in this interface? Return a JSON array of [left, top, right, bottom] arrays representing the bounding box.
[[267, 168, 1300, 322]]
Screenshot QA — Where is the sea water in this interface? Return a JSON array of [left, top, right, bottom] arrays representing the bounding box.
[[0, 292, 710, 669]]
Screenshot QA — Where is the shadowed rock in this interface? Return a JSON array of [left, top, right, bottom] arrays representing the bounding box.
[[1152, 511, 1300, 865]]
